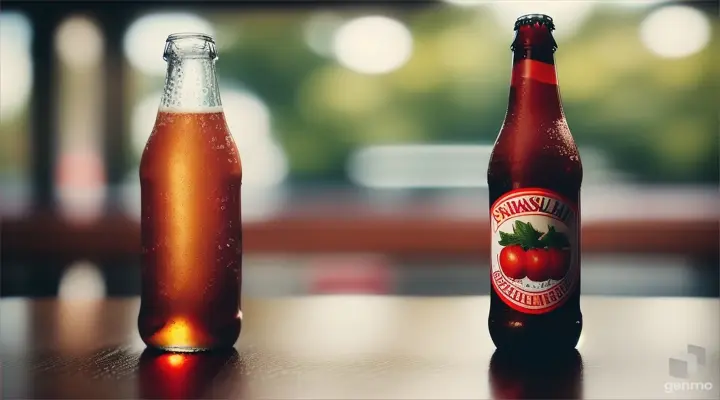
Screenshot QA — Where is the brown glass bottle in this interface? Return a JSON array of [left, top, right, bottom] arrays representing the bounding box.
[[487, 14, 583, 350], [138, 33, 242, 352]]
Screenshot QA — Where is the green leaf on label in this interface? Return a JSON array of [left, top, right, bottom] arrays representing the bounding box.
[[498, 230, 523, 246], [497, 221, 569, 250], [514, 221, 542, 248]]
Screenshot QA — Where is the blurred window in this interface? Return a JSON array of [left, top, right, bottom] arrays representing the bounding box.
[[54, 15, 107, 224]]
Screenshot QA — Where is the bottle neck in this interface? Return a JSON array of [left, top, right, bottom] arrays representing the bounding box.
[[506, 46, 563, 120], [159, 36, 222, 112]]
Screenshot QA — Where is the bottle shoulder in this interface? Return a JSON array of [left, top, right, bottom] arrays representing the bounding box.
[[488, 120, 583, 200], [139, 123, 242, 180], [491, 117, 581, 163]]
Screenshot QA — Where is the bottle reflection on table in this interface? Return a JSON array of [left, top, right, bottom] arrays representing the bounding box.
[[138, 348, 240, 399], [489, 348, 583, 399]]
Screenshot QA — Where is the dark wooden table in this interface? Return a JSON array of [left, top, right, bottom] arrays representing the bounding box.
[[1, 296, 719, 399]]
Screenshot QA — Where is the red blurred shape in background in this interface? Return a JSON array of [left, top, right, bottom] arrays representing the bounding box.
[[310, 255, 394, 294], [56, 149, 106, 187], [55, 149, 107, 225]]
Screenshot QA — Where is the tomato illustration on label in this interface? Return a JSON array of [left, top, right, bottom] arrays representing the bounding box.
[[490, 188, 579, 314]]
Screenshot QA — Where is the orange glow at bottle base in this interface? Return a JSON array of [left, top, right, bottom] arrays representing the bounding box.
[[487, 14, 583, 351], [138, 33, 242, 352], [168, 354, 184, 366]]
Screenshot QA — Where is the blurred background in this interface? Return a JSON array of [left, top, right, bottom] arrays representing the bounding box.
[[0, 0, 718, 300]]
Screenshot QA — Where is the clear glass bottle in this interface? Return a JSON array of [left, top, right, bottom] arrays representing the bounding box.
[[138, 33, 242, 352]]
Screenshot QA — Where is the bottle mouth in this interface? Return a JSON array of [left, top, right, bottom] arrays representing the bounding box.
[[514, 14, 555, 31], [163, 32, 218, 61], [166, 32, 215, 44]]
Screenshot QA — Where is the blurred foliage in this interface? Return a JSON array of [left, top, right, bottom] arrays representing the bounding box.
[[1, 4, 718, 187], [203, 6, 719, 184], [0, 109, 30, 181]]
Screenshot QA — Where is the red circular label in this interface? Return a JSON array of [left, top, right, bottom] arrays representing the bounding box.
[[490, 188, 579, 314]]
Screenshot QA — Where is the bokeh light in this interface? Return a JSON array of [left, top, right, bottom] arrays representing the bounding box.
[[222, 90, 288, 188], [130, 90, 163, 158], [639, 5, 711, 59], [333, 16, 413, 75], [55, 15, 104, 69], [348, 145, 492, 189], [123, 13, 215, 76], [58, 261, 107, 299], [303, 12, 345, 57], [0, 12, 33, 121], [349, 144, 629, 189]]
